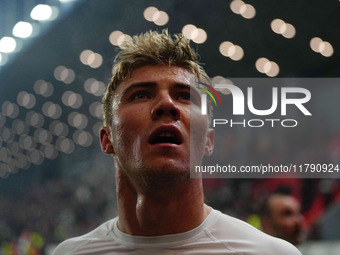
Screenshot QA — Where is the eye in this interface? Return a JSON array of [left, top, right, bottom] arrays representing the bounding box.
[[131, 91, 150, 101], [177, 91, 201, 105], [177, 93, 191, 101]]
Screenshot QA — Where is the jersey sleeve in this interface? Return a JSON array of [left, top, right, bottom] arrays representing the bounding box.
[[51, 238, 89, 255]]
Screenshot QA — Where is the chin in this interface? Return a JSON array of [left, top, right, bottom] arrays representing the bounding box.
[[147, 163, 190, 175], [130, 165, 191, 196]]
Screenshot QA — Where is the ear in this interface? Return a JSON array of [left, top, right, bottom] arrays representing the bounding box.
[[100, 127, 115, 154], [204, 128, 215, 156]]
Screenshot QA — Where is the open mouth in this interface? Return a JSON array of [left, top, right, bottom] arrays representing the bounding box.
[[149, 126, 183, 145]]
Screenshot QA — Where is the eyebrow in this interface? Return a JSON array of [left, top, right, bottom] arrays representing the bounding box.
[[121, 82, 194, 98]]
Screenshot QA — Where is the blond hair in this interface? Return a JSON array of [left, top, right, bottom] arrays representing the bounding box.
[[103, 30, 211, 126]]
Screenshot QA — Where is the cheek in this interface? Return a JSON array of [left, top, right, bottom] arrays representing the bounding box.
[[190, 109, 209, 139], [111, 115, 134, 151], [190, 111, 209, 157], [112, 110, 146, 154], [278, 218, 294, 229]]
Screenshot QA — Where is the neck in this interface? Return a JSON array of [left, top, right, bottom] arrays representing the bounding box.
[[115, 168, 210, 236]]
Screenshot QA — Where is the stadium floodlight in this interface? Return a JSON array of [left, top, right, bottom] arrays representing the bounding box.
[[0, 37, 17, 53], [13, 22, 33, 38], [31, 4, 53, 21]]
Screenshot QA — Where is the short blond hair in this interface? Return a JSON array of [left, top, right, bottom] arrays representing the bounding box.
[[103, 30, 211, 127]]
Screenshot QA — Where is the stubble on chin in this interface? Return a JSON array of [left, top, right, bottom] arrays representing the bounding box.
[[116, 158, 192, 198]]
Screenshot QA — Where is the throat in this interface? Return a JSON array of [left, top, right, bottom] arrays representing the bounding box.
[[124, 194, 207, 236], [116, 170, 207, 236]]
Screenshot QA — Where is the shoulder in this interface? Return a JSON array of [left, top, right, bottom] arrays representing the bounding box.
[[206, 209, 302, 255], [52, 218, 115, 255]]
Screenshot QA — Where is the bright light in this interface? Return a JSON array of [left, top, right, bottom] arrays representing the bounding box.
[[84, 78, 105, 96], [230, 45, 244, 60], [182, 25, 207, 44], [310, 37, 334, 57], [152, 11, 169, 26], [271, 19, 285, 34], [89, 102, 103, 118], [2, 101, 19, 118], [212, 76, 234, 95], [68, 112, 88, 129], [34, 80, 54, 97], [56, 137, 75, 154], [41, 144, 58, 160], [73, 130, 93, 147], [80, 50, 103, 68], [230, 0, 256, 19], [1, 127, 14, 143], [191, 28, 207, 44], [109, 31, 124, 46], [266, 62, 280, 77], [282, 24, 296, 39], [42, 102, 62, 119], [28, 149, 44, 165], [310, 37, 322, 53], [319, 42, 333, 57], [241, 4, 256, 19], [80, 49, 93, 64], [49, 121, 69, 137], [0, 53, 7, 65], [17, 91, 36, 109], [219, 41, 234, 57], [62, 91, 83, 108], [255, 58, 269, 73], [12, 22, 33, 38], [255, 58, 280, 77], [12, 120, 29, 135], [144, 7, 169, 26], [117, 34, 132, 48], [25, 111, 44, 128], [144, 7, 159, 21], [0, 37, 17, 53], [219, 41, 244, 61], [109, 31, 132, 47], [31, 5, 53, 21], [182, 24, 197, 38], [89, 53, 103, 68], [54, 66, 75, 84], [230, 0, 244, 14], [271, 19, 296, 39]]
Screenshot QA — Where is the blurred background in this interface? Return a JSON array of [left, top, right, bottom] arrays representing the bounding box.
[[0, 0, 339, 254]]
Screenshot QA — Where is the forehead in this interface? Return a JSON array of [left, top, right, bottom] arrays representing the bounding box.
[[270, 196, 300, 212], [115, 65, 196, 94]]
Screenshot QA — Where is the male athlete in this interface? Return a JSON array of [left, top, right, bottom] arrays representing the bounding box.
[[53, 30, 301, 254], [261, 193, 304, 245]]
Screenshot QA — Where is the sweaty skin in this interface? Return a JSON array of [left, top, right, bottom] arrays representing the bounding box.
[[100, 65, 214, 236]]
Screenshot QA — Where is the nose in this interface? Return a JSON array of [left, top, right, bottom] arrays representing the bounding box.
[[292, 212, 303, 231], [151, 94, 180, 121], [296, 213, 303, 226]]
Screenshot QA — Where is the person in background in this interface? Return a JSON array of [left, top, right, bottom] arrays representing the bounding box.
[[261, 193, 304, 246]]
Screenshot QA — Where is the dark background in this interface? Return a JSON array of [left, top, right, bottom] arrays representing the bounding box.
[[0, 0, 339, 253]]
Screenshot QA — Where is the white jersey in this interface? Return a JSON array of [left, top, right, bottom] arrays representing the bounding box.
[[52, 209, 301, 255]]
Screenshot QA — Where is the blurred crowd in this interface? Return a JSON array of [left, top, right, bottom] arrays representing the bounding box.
[[0, 167, 116, 255], [1, 121, 340, 254], [1, 176, 339, 254]]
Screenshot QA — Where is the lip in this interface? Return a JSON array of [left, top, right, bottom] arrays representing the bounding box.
[[148, 125, 183, 146]]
